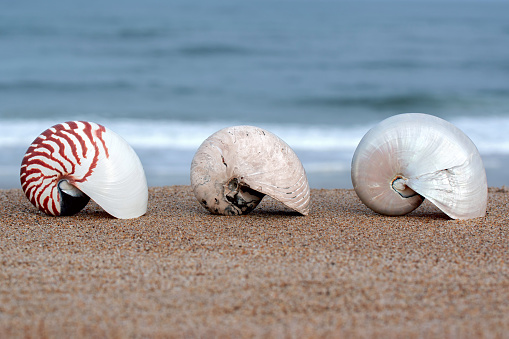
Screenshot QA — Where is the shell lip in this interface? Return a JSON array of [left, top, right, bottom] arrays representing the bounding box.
[[57, 180, 90, 216], [391, 175, 421, 199]]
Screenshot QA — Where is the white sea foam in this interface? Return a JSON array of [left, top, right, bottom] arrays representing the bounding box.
[[2, 116, 509, 155], [1, 117, 509, 189]]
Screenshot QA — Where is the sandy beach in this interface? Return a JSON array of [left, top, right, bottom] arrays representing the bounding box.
[[1, 186, 508, 338]]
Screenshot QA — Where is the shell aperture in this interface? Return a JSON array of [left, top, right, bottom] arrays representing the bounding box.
[[191, 125, 310, 215], [351, 113, 487, 220], [20, 121, 148, 219]]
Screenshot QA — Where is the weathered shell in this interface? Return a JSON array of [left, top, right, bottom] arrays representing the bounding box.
[[351, 113, 487, 220], [20, 121, 148, 219], [191, 125, 310, 215]]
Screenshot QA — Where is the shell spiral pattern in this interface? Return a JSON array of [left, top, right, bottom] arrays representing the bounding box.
[[351, 113, 488, 220], [191, 125, 310, 216], [20, 121, 148, 219]]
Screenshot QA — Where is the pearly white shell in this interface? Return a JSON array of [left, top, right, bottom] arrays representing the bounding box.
[[191, 125, 310, 215], [20, 121, 148, 219], [351, 113, 487, 220]]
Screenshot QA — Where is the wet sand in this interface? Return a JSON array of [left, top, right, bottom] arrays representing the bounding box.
[[1, 186, 508, 338]]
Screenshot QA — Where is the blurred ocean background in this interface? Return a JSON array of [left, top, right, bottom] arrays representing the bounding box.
[[1, 0, 509, 189]]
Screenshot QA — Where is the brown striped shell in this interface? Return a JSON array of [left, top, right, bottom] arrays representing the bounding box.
[[191, 125, 310, 215], [20, 121, 148, 219]]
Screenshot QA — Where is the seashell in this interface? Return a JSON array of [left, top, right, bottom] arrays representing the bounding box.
[[190, 125, 310, 216], [20, 121, 148, 219], [351, 113, 487, 220]]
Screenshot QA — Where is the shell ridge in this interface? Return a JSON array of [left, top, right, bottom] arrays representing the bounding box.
[[60, 130, 84, 166], [69, 122, 89, 159], [53, 130, 81, 169], [21, 163, 58, 210], [29, 147, 66, 174], [73, 123, 100, 182], [286, 179, 311, 213], [243, 175, 310, 215], [50, 187, 59, 215], [243, 167, 307, 191], [23, 156, 63, 177], [38, 179, 58, 215], [40, 125, 78, 169], [94, 124, 109, 158], [408, 168, 486, 219]]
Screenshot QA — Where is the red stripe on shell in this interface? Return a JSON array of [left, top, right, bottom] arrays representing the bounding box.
[[20, 121, 110, 216]]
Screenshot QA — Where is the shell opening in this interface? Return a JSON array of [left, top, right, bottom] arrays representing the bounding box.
[[223, 177, 264, 215], [57, 180, 90, 216], [227, 177, 239, 192], [391, 176, 419, 198], [58, 180, 85, 198]]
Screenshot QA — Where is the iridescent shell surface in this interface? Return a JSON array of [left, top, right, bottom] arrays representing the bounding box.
[[351, 113, 487, 220]]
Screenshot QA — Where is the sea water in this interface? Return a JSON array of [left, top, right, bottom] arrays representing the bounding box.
[[1, 0, 509, 188]]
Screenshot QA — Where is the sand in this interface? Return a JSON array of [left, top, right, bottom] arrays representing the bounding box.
[[0, 186, 508, 338]]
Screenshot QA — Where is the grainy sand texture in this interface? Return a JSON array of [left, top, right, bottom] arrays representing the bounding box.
[[1, 186, 508, 338]]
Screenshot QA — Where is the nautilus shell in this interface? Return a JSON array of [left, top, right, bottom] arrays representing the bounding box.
[[351, 113, 487, 220], [20, 121, 148, 219], [190, 125, 310, 216]]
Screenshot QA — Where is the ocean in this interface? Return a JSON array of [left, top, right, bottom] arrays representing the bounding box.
[[1, 0, 509, 189]]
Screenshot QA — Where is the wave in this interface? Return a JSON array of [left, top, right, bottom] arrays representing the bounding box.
[[116, 27, 169, 39], [295, 93, 449, 111], [1, 116, 508, 188], [2, 116, 509, 155], [0, 80, 133, 92], [178, 44, 252, 57], [0, 119, 365, 151]]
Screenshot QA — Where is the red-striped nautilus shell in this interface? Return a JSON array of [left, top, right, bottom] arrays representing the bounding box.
[[20, 121, 148, 219]]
